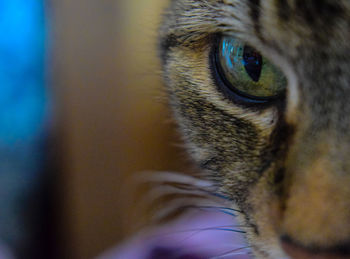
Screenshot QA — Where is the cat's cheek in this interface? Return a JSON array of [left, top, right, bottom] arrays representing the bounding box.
[[246, 169, 289, 259]]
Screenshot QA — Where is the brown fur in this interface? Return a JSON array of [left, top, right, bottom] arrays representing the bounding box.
[[159, 0, 350, 258]]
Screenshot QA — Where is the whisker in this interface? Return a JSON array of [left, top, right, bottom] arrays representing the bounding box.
[[149, 226, 248, 253], [188, 206, 237, 217], [130, 171, 246, 238], [137, 171, 214, 189], [186, 205, 243, 216], [171, 228, 246, 249], [151, 197, 224, 221], [210, 192, 233, 201], [144, 185, 212, 202], [150, 225, 247, 239], [157, 204, 241, 219], [134, 171, 234, 209], [191, 205, 241, 213], [135, 171, 232, 203], [139, 187, 236, 221], [207, 210, 236, 218], [210, 246, 252, 259]]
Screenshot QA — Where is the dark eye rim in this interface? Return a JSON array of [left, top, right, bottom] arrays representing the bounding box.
[[210, 35, 286, 106]]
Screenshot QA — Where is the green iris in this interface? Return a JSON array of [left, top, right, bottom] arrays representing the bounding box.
[[215, 36, 287, 100]]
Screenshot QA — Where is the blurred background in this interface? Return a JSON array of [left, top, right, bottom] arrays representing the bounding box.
[[0, 0, 193, 258]]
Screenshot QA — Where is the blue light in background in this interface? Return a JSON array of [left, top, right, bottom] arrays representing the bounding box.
[[0, 0, 46, 146], [0, 0, 48, 256]]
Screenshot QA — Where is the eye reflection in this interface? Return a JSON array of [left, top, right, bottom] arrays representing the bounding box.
[[215, 36, 287, 100]]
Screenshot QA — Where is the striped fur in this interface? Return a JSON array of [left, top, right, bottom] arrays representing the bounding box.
[[159, 1, 350, 258]]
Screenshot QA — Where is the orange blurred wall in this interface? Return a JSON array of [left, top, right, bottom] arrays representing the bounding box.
[[51, 0, 191, 258]]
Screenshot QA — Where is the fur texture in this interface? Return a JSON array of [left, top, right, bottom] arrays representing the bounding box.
[[159, 0, 350, 258]]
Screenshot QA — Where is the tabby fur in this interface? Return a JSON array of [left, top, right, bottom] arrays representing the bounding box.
[[159, 0, 350, 258]]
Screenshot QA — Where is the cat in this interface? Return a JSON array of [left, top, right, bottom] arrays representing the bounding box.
[[158, 0, 350, 258]]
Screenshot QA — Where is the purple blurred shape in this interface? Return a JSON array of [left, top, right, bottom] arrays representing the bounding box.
[[99, 211, 252, 259]]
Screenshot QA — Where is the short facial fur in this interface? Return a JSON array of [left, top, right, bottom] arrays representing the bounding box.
[[159, 0, 350, 258]]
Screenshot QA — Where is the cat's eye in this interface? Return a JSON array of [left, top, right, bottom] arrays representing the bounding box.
[[212, 36, 287, 102]]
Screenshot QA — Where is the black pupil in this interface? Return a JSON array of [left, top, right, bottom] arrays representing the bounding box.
[[243, 45, 262, 82]]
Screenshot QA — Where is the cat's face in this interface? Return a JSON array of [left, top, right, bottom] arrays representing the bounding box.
[[160, 0, 350, 258]]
